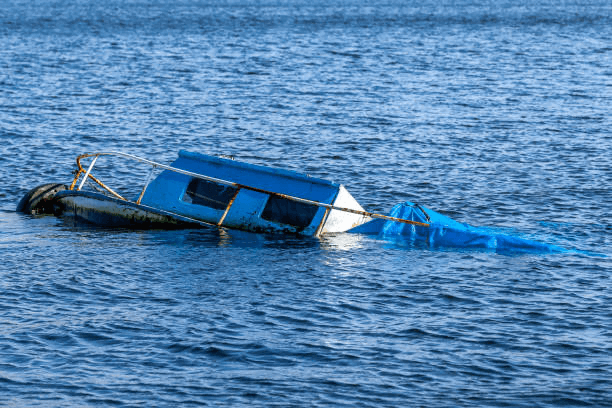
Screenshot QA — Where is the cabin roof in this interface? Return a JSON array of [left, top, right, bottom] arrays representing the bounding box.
[[177, 150, 339, 189]]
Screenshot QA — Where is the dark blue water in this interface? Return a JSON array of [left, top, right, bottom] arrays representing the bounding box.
[[1, 1, 611, 406]]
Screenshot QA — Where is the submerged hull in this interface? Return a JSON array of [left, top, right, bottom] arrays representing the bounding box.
[[54, 189, 369, 235], [55, 191, 207, 229]]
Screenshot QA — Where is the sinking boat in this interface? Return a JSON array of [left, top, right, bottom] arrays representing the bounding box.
[[17, 151, 561, 253]]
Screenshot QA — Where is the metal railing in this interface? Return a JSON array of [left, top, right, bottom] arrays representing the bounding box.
[[69, 152, 430, 232]]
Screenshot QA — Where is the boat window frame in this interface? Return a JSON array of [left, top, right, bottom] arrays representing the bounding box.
[[182, 177, 238, 211], [261, 194, 319, 229]]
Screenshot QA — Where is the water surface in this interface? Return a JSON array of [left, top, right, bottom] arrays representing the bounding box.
[[1, 1, 611, 406]]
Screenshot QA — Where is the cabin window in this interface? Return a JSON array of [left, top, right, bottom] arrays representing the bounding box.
[[183, 178, 237, 210], [261, 196, 319, 228]]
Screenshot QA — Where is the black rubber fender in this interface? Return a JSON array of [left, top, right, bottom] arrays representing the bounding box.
[[16, 183, 68, 214]]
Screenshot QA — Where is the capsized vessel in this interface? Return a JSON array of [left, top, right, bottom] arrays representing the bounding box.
[[17, 151, 561, 253]]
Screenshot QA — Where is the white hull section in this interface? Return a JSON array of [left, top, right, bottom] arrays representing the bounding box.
[[321, 185, 372, 234]]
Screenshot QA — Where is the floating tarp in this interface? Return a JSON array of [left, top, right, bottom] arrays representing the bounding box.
[[348, 202, 562, 253]]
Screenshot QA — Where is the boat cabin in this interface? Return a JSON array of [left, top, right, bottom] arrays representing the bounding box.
[[139, 150, 369, 235]]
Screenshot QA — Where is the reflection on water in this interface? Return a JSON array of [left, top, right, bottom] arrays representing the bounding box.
[[319, 232, 370, 251]]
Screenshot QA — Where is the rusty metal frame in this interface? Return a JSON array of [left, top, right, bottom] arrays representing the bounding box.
[[71, 154, 126, 201], [217, 188, 240, 227], [69, 151, 431, 230], [314, 207, 331, 237], [136, 165, 157, 205]]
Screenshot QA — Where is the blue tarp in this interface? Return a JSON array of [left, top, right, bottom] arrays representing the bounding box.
[[348, 202, 563, 253]]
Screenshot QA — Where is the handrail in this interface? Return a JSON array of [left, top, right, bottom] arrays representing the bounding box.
[[70, 152, 430, 228]]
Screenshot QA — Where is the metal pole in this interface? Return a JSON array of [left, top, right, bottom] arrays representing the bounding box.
[[136, 165, 156, 205], [77, 155, 99, 191]]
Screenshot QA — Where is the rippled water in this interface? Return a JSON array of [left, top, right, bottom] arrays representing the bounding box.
[[1, 1, 611, 406]]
